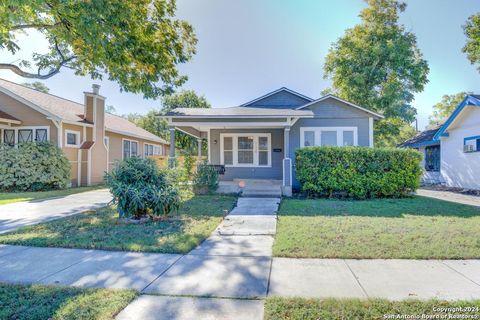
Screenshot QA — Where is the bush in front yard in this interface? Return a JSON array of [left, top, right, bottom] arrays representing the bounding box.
[[0, 142, 70, 192], [105, 157, 180, 219], [296, 146, 422, 199], [193, 161, 219, 194]]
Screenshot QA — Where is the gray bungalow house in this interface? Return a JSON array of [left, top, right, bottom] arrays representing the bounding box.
[[164, 87, 383, 195]]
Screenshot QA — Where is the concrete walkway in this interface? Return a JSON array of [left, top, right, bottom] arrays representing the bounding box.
[[417, 188, 480, 207], [2, 193, 480, 319], [2, 244, 480, 301], [0, 189, 112, 234]]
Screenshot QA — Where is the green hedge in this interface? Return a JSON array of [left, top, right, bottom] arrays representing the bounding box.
[[0, 142, 71, 192], [296, 146, 422, 199]]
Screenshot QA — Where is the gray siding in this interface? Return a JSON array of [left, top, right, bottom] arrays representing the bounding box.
[[207, 97, 374, 186], [244, 91, 311, 109], [290, 98, 373, 188], [210, 128, 284, 180]]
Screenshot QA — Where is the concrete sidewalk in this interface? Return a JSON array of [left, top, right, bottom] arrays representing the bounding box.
[[2, 244, 480, 302], [0, 189, 112, 234], [417, 188, 480, 207]]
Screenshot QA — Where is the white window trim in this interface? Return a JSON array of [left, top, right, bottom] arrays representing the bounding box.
[[300, 127, 358, 147], [220, 133, 272, 168], [64, 129, 81, 148], [144, 143, 163, 157], [122, 138, 139, 159], [1, 126, 50, 145]]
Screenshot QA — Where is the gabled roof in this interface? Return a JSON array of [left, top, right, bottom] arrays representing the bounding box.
[[433, 94, 480, 140], [296, 94, 384, 119], [166, 106, 313, 118], [0, 78, 167, 144], [240, 87, 313, 107], [398, 126, 441, 148]]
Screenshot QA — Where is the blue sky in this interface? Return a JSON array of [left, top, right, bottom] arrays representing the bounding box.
[[0, 0, 478, 129]]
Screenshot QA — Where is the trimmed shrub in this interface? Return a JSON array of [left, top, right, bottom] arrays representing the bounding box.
[[0, 142, 71, 192], [105, 157, 180, 219], [296, 146, 422, 199], [193, 161, 219, 195]]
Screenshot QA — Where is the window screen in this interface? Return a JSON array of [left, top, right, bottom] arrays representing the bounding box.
[[18, 129, 33, 143], [36, 129, 48, 142], [303, 131, 315, 147], [321, 131, 337, 146]]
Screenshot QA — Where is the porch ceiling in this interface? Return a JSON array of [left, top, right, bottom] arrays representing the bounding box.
[[0, 110, 21, 125]]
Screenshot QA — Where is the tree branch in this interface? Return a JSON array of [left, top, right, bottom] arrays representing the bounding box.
[[0, 56, 75, 79], [11, 23, 59, 31]]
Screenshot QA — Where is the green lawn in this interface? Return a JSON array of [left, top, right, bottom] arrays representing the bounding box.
[[0, 194, 236, 254], [0, 282, 136, 320], [0, 185, 106, 205], [265, 297, 480, 320], [274, 196, 480, 259]]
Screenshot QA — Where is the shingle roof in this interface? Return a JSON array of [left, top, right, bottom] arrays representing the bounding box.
[[0, 78, 167, 144], [165, 106, 314, 117], [398, 125, 441, 148]]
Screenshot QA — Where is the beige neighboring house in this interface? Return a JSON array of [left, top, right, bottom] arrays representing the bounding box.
[[0, 78, 168, 186]]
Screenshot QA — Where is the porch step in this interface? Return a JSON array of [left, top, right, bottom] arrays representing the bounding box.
[[241, 188, 282, 197], [218, 179, 283, 197]]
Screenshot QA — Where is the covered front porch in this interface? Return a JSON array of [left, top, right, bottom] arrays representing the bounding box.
[[164, 108, 313, 196]]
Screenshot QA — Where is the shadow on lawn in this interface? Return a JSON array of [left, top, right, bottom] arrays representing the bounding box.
[[0, 283, 135, 320], [279, 195, 480, 218]]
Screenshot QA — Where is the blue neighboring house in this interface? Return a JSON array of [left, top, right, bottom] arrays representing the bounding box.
[[163, 87, 383, 196], [400, 94, 480, 190]]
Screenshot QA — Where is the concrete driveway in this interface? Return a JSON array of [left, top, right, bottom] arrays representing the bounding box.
[[0, 189, 112, 234]]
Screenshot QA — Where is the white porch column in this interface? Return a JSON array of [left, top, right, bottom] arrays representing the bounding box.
[[197, 138, 202, 158], [282, 126, 292, 196], [168, 126, 176, 167]]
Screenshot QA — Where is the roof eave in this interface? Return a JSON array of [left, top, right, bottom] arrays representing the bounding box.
[[433, 95, 480, 140], [240, 87, 314, 107], [105, 127, 169, 145], [296, 94, 384, 119]]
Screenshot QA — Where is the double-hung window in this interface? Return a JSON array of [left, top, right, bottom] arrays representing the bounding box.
[[220, 134, 271, 167], [123, 139, 138, 159], [300, 127, 358, 147]]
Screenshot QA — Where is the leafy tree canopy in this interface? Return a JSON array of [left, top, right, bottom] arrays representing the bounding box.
[[428, 92, 469, 126], [161, 90, 211, 113], [22, 81, 49, 93], [323, 0, 429, 146], [463, 13, 480, 72], [0, 0, 197, 98], [126, 90, 210, 153]]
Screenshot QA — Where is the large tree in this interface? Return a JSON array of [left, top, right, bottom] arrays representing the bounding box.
[[428, 92, 469, 126], [323, 0, 429, 147], [127, 90, 210, 153], [0, 0, 197, 98], [463, 13, 480, 72], [161, 90, 210, 153]]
